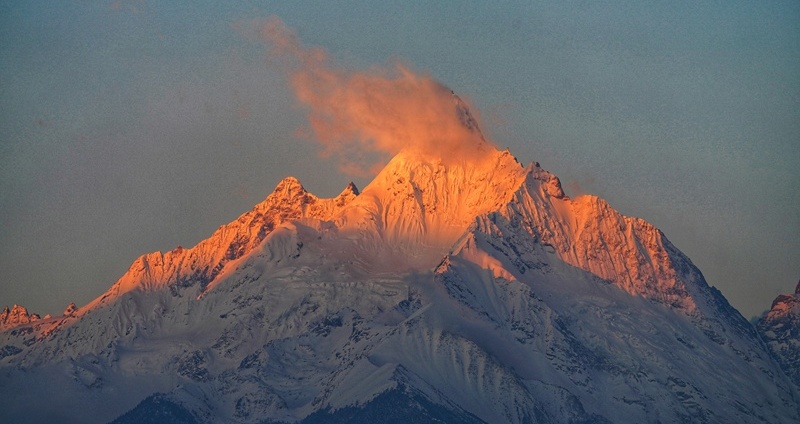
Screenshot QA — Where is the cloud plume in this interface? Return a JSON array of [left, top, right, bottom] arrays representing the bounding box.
[[258, 17, 493, 175]]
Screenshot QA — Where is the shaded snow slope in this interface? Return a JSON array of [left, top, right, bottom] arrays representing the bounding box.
[[1, 147, 797, 424]]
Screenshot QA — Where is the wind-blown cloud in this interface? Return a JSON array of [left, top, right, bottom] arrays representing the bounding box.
[[257, 16, 493, 175]]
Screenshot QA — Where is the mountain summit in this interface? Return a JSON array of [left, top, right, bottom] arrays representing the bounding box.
[[1, 144, 797, 423]]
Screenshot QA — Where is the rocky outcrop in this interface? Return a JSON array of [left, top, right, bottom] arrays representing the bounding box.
[[0, 304, 41, 330], [757, 280, 800, 388]]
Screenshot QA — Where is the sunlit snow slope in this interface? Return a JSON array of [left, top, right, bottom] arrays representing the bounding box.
[[1, 145, 797, 424]]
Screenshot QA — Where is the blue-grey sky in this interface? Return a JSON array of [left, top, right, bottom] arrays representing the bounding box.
[[1, 1, 797, 318]]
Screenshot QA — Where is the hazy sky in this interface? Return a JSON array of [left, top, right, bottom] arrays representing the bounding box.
[[1, 1, 797, 318]]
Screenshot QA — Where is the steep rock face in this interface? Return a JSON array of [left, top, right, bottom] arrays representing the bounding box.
[[0, 148, 797, 424], [503, 166, 692, 308], [758, 281, 800, 388], [490, 164, 764, 352], [434, 205, 796, 423]]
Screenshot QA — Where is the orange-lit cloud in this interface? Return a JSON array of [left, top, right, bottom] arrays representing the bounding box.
[[258, 16, 494, 175]]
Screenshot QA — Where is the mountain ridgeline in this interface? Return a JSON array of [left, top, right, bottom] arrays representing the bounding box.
[[1, 144, 798, 423]]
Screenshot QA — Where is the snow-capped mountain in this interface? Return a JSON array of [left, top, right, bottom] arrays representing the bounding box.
[[758, 281, 800, 389], [1, 141, 797, 423]]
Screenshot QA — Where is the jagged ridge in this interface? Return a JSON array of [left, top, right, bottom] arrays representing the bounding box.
[[0, 146, 796, 424]]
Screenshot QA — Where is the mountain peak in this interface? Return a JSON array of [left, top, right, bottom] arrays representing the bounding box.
[[333, 181, 359, 208], [271, 175, 308, 197], [342, 147, 528, 256], [81, 175, 359, 302], [0, 304, 41, 330], [342, 181, 359, 196]]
